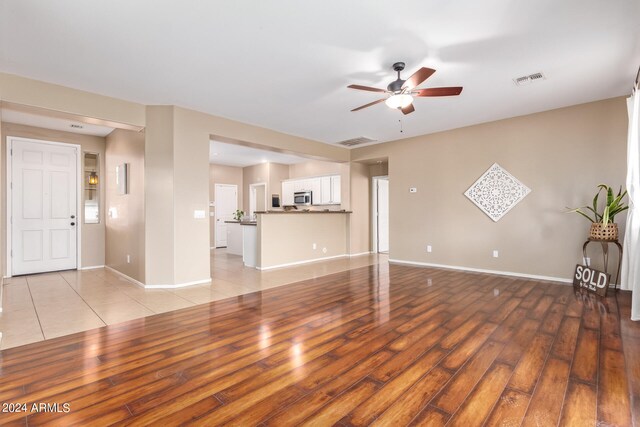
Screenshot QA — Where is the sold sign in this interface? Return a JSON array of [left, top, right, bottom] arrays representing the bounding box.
[[573, 264, 610, 297]]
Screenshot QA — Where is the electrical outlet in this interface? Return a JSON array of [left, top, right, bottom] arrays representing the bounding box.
[[126, 254, 131, 264], [427, 279, 432, 286], [426, 245, 432, 253], [312, 243, 317, 250], [322, 247, 327, 254], [492, 250, 499, 258]]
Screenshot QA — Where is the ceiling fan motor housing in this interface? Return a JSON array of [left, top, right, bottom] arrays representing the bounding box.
[[388, 61, 406, 92], [387, 79, 405, 93]]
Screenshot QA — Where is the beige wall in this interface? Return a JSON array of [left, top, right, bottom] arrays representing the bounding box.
[[369, 162, 389, 177], [257, 213, 349, 269], [242, 163, 269, 213], [144, 106, 175, 285], [1, 122, 107, 272], [289, 159, 343, 178], [209, 164, 243, 246], [0, 73, 145, 128], [349, 162, 371, 255], [171, 107, 211, 285], [268, 163, 289, 207], [351, 97, 628, 280], [105, 129, 145, 282]]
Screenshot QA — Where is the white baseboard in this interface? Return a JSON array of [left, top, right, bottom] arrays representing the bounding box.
[[257, 254, 348, 271], [144, 278, 212, 289], [349, 251, 372, 257], [105, 266, 146, 288], [80, 265, 105, 271], [388, 259, 573, 284], [105, 266, 211, 289]]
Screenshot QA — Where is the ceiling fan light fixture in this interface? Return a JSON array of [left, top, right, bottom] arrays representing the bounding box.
[[385, 94, 413, 109]]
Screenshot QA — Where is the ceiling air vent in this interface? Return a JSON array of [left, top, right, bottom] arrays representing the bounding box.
[[513, 72, 546, 86], [337, 136, 376, 147]]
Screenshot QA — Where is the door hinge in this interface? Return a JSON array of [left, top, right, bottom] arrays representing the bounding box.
[[10, 250, 13, 258], [10, 148, 13, 156]]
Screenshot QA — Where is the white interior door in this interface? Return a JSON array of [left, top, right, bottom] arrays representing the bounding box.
[[11, 138, 78, 275], [377, 178, 389, 253], [215, 184, 238, 248]]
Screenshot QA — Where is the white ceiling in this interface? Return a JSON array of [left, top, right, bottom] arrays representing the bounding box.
[[1, 1, 638, 146], [1, 109, 115, 137], [210, 140, 307, 167]]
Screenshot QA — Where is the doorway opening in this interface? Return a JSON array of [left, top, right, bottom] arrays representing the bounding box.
[[6, 136, 81, 276], [249, 182, 267, 219], [372, 176, 389, 254]]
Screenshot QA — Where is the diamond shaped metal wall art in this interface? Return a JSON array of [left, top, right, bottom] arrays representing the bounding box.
[[464, 163, 531, 222]]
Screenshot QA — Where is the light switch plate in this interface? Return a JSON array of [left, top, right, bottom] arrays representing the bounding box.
[[194, 210, 206, 219]]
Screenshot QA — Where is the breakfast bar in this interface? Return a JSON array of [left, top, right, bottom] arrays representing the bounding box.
[[252, 210, 352, 270]]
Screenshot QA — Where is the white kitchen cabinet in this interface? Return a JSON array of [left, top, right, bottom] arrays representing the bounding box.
[[282, 181, 295, 205], [310, 178, 322, 205], [320, 176, 332, 204], [331, 175, 341, 204], [282, 174, 341, 205]]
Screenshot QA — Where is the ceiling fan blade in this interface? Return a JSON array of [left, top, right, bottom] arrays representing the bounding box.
[[351, 98, 386, 112], [414, 87, 463, 97], [347, 84, 387, 93], [401, 104, 415, 115], [402, 67, 436, 90]]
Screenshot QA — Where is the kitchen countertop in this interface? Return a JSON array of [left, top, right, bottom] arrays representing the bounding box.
[[255, 210, 352, 214], [224, 220, 258, 225]]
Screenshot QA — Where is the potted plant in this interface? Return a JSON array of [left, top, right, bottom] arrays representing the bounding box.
[[233, 209, 244, 221], [567, 184, 628, 241]]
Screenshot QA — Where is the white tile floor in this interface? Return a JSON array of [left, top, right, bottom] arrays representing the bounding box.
[[0, 250, 384, 350]]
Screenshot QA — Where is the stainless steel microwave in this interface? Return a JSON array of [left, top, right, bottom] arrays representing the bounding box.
[[294, 191, 312, 206]]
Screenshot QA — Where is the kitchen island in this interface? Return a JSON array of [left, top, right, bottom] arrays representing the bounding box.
[[253, 210, 352, 270]]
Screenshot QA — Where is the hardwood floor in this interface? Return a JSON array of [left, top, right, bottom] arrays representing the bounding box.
[[0, 263, 637, 426]]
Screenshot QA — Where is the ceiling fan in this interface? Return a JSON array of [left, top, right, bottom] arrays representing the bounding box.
[[347, 62, 463, 115]]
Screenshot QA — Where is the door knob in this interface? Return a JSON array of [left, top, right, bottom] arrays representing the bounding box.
[[70, 222, 76, 226]]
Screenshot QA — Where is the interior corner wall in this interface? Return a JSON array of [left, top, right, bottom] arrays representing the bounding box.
[[1, 122, 107, 273], [243, 163, 269, 212], [268, 163, 290, 205], [106, 129, 145, 282], [172, 107, 211, 285], [209, 164, 243, 247], [144, 106, 175, 285], [349, 162, 371, 254], [351, 97, 628, 280]]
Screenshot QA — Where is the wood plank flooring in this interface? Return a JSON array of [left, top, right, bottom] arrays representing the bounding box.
[[0, 263, 637, 426]]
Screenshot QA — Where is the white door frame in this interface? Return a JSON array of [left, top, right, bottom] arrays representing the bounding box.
[[6, 136, 82, 277], [371, 175, 389, 253], [249, 182, 267, 217]]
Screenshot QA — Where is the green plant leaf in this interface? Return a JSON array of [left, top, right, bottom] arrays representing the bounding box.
[[584, 206, 602, 221], [602, 205, 610, 227]]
